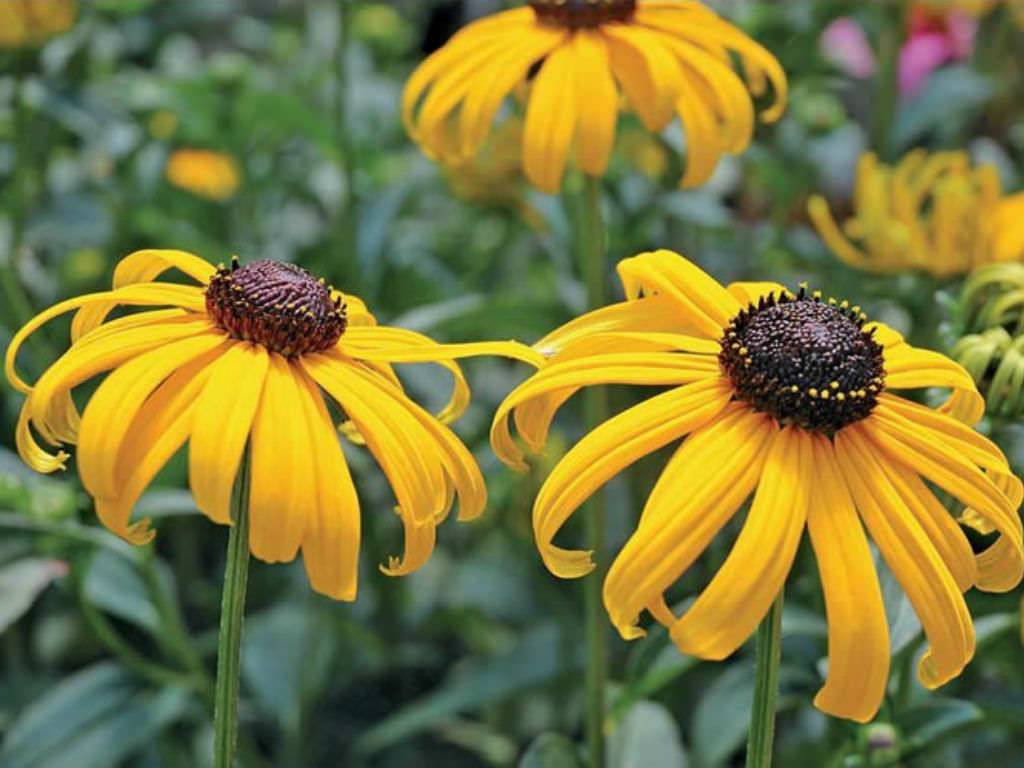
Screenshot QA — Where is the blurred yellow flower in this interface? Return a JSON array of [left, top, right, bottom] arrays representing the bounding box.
[[443, 119, 544, 228], [404, 0, 786, 194], [808, 151, 1024, 278], [0, 0, 76, 48], [493, 249, 1023, 722], [165, 149, 241, 202], [6, 250, 542, 600], [618, 125, 670, 179]]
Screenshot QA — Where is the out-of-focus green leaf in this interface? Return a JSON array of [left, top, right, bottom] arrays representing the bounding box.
[[0, 662, 180, 768], [894, 66, 995, 149], [82, 549, 159, 633], [974, 612, 1018, 648], [897, 699, 984, 758], [353, 624, 581, 755], [877, 551, 921, 655], [690, 663, 754, 768], [519, 733, 583, 768], [610, 643, 699, 725], [0, 557, 67, 634], [608, 700, 688, 768]]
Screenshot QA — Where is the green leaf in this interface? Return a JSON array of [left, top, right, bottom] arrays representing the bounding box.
[[876, 551, 921, 655], [82, 550, 160, 633], [354, 624, 580, 755], [610, 642, 699, 725], [608, 700, 688, 768], [894, 66, 995, 149], [690, 664, 754, 768], [0, 558, 67, 634], [897, 698, 984, 758], [519, 733, 583, 768]]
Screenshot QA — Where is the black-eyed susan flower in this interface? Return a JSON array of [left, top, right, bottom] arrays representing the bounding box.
[[404, 0, 787, 194], [165, 149, 241, 202], [6, 249, 542, 600], [0, 0, 76, 48], [808, 150, 1024, 278], [492, 249, 1024, 722]]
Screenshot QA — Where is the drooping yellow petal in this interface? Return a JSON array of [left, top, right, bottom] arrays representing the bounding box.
[[670, 428, 811, 660], [603, 405, 774, 640], [884, 342, 986, 425], [523, 41, 579, 194], [189, 343, 269, 525], [303, 354, 449, 526], [571, 31, 619, 178], [94, 351, 222, 545], [492, 349, 721, 470], [76, 333, 228, 500], [837, 426, 975, 689], [602, 24, 680, 131], [6, 284, 208, 393], [806, 435, 889, 724], [381, 510, 438, 578], [248, 356, 315, 563], [15, 395, 69, 474], [293, 370, 360, 600], [616, 250, 740, 338], [533, 377, 732, 578]]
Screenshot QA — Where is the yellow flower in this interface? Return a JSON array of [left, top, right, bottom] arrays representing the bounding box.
[[0, 0, 76, 48], [492, 249, 1024, 722], [6, 250, 542, 600], [809, 150, 1024, 278], [165, 149, 241, 202], [404, 0, 787, 194]]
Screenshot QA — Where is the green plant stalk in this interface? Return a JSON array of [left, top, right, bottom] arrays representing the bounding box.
[[746, 589, 784, 768], [577, 174, 608, 768], [870, 1, 906, 160], [213, 452, 252, 768], [336, 0, 359, 278]]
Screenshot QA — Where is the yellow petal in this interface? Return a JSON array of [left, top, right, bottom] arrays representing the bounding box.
[[533, 377, 732, 578], [602, 25, 680, 131], [572, 31, 619, 178], [15, 395, 69, 474], [523, 41, 578, 193], [837, 426, 975, 689], [616, 250, 740, 338], [670, 428, 811, 659], [76, 333, 228, 500], [294, 370, 360, 600], [884, 340, 985, 425], [189, 343, 269, 525], [603, 404, 774, 641], [806, 435, 889, 723]]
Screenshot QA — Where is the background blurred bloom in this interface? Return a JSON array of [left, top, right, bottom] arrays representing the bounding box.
[[404, 0, 787, 193], [492, 249, 1023, 723], [900, 3, 979, 98], [820, 18, 877, 79], [165, 149, 241, 202], [6, 249, 541, 600], [808, 150, 1024, 278], [0, 0, 76, 48]]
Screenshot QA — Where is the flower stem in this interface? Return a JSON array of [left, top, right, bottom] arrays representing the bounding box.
[[335, 0, 359, 279], [213, 452, 252, 768], [870, 0, 906, 161], [746, 588, 784, 768], [577, 174, 608, 768]]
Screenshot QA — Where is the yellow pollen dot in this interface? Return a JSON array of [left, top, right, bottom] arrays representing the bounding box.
[[820, 390, 830, 400], [830, 381, 840, 389], [739, 347, 749, 356], [790, 385, 799, 393], [808, 388, 819, 398], [837, 393, 847, 401], [828, 298, 837, 306]]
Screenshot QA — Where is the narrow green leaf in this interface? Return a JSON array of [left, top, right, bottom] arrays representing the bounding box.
[[520, 733, 583, 768]]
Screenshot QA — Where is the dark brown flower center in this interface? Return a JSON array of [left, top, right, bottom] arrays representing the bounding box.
[[719, 287, 885, 434], [529, 0, 636, 28], [205, 258, 347, 357]]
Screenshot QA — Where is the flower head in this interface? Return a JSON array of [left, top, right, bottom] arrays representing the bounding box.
[[6, 250, 542, 600], [404, 0, 787, 194], [0, 0, 76, 48], [808, 150, 1024, 278], [901, 3, 979, 97], [492, 249, 1024, 722], [166, 149, 241, 202]]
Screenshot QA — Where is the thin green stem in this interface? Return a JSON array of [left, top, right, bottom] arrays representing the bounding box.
[[577, 174, 608, 768], [213, 452, 252, 768], [335, 0, 359, 279], [870, 1, 906, 161], [746, 589, 784, 768]]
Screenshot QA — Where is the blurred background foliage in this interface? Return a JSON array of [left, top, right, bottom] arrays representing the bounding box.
[[1, 1, 1024, 766]]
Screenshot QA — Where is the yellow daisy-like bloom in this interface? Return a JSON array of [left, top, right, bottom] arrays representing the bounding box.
[[404, 0, 787, 194], [165, 149, 241, 202], [0, 0, 76, 48], [492, 249, 1024, 722], [6, 250, 542, 600], [808, 150, 1024, 278]]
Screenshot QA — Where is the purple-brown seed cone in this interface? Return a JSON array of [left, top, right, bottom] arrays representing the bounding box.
[[205, 258, 347, 357], [528, 0, 636, 28]]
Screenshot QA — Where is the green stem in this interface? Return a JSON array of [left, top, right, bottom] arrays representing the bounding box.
[[870, 1, 906, 161], [746, 589, 784, 768], [335, 0, 359, 279], [577, 174, 608, 768], [213, 452, 252, 768]]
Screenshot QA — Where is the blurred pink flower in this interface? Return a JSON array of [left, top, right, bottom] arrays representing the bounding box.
[[821, 17, 877, 78], [899, 6, 978, 97]]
